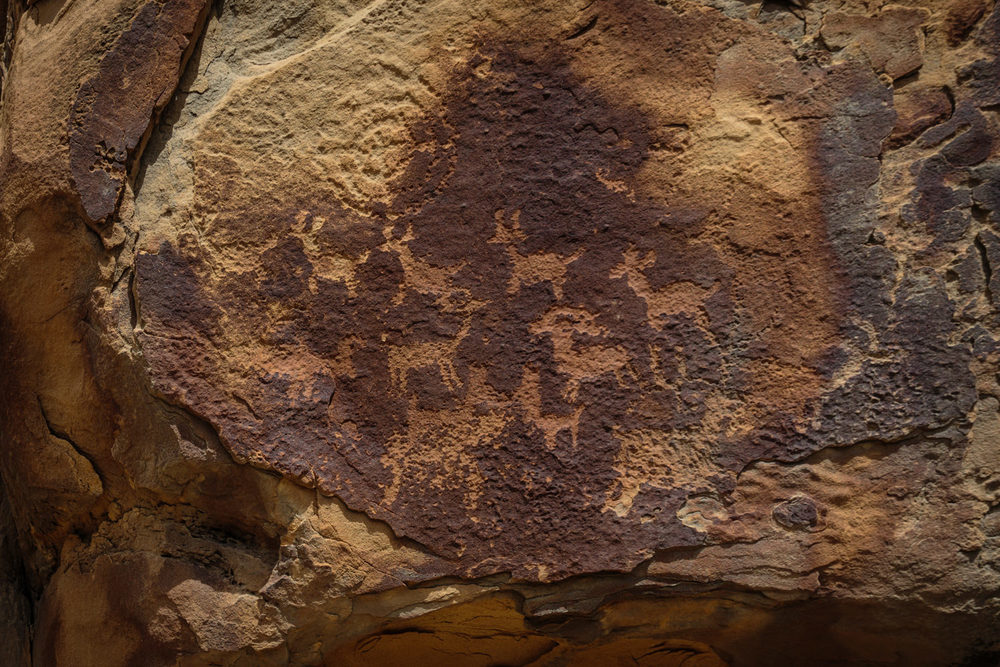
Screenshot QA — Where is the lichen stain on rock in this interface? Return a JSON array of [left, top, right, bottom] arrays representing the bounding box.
[[135, 3, 852, 578]]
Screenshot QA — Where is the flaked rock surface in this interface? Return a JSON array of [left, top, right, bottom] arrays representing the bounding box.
[[1, 0, 999, 664]]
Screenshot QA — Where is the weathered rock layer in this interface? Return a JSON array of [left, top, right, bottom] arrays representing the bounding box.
[[1, 0, 999, 664]]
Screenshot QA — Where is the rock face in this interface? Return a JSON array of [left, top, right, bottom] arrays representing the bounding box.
[[0, 0, 999, 664]]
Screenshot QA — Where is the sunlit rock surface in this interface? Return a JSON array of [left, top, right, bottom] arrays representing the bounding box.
[[1, 0, 999, 663]]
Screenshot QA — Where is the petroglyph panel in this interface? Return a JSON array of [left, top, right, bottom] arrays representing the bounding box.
[[133, 0, 968, 578]]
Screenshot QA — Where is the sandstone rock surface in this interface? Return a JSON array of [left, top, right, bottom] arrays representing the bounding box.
[[1, 0, 999, 664]]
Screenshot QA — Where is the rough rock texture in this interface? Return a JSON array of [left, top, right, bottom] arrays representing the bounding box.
[[1, 0, 999, 664]]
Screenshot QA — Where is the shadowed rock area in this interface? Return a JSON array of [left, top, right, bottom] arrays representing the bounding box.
[[1, 0, 999, 664]]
